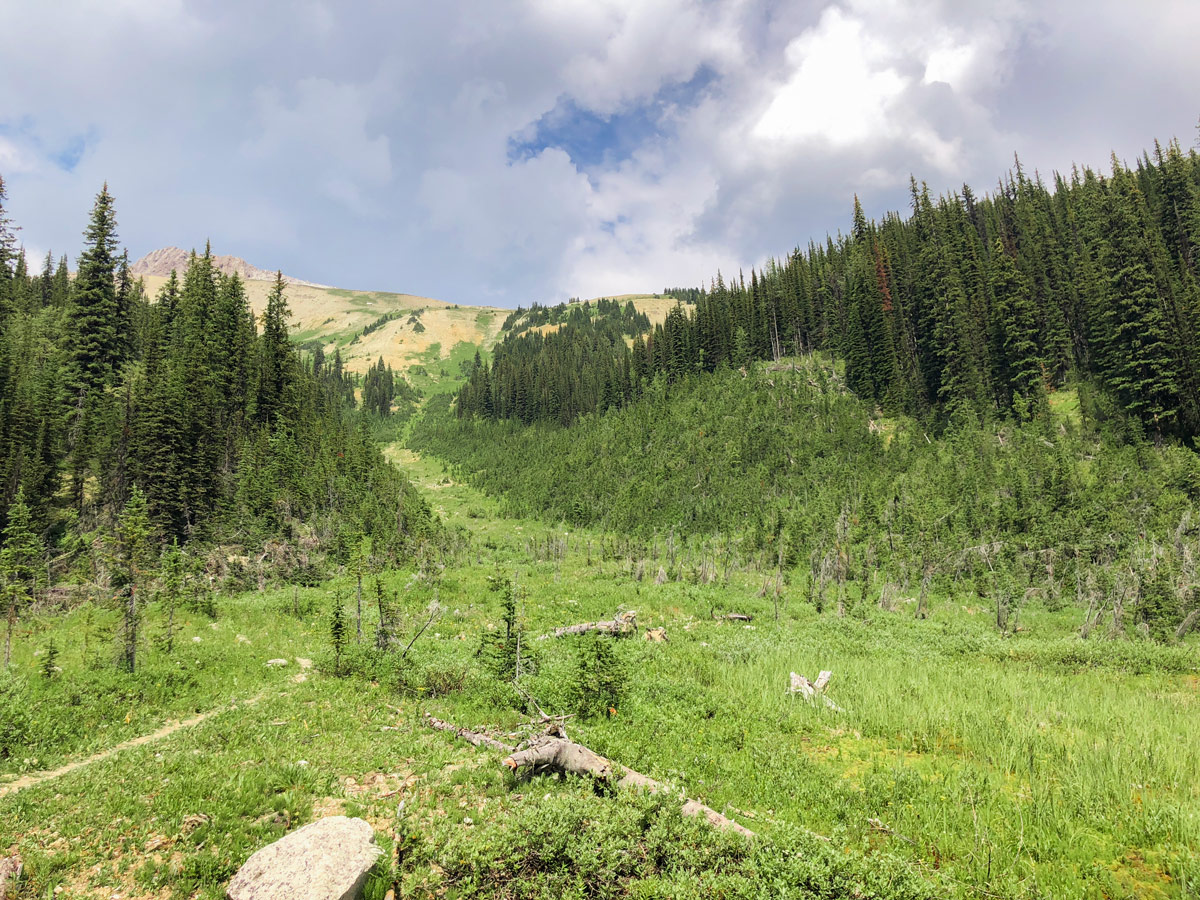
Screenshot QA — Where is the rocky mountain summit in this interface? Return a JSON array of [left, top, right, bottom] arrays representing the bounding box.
[[130, 247, 329, 287]]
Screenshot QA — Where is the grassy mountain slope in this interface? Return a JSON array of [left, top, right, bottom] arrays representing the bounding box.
[[139, 273, 675, 399]]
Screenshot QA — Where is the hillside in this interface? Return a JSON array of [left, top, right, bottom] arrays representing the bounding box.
[[133, 250, 676, 390]]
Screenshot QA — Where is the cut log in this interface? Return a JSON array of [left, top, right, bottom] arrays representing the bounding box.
[[552, 610, 637, 638], [424, 715, 512, 752], [814, 670, 832, 692]]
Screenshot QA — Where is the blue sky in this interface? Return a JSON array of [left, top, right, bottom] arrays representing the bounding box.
[[1, 1, 1199, 307], [510, 66, 718, 171]]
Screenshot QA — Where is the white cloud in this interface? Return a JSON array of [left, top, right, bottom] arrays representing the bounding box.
[[243, 78, 392, 214], [2, 0, 1199, 306], [0, 137, 37, 175], [753, 8, 906, 146], [923, 41, 976, 87]]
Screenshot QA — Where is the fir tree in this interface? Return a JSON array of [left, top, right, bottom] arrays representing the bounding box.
[[255, 272, 295, 426], [70, 184, 122, 395]]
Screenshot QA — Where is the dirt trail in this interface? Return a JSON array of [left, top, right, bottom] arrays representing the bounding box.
[[0, 695, 262, 798]]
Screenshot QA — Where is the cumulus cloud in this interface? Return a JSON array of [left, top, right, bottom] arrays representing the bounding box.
[[753, 9, 907, 148], [1, 0, 1198, 305]]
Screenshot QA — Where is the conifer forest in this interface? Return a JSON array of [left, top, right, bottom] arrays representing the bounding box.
[[0, 136, 1197, 900]]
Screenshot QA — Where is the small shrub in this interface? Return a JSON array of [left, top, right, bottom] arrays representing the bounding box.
[[572, 634, 625, 720], [330, 595, 348, 676], [40, 638, 59, 680], [420, 662, 469, 698], [0, 671, 32, 759]]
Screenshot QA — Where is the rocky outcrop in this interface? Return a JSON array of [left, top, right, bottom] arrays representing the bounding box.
[[226, 816, 381, 900]]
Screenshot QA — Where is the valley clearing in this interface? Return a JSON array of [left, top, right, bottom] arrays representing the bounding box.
[[1, 445, 1196, 900]]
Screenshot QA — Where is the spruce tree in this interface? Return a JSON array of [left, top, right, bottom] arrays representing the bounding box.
[[989, 239, 1045, 415], [255, 272, 295, 426], [70, 184, 122, 395], [0, 175, 16, 324], [1098, 172, 1181, 436]]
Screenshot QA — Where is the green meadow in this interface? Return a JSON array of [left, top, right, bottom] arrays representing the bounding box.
[[2, 446, 1196, 900]]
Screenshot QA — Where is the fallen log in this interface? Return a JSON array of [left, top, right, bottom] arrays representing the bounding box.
[[427, 717, 752, 837], [503, 736, 753, 837], [714, 613, 753, 622], [552, 610, 637, 638], [424, 715, 512, 752]]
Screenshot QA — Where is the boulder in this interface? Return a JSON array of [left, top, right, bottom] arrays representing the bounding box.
[[226, 816, 381, 900]]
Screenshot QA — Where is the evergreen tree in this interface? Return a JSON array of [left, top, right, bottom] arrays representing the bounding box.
[[70, 184, 122, 395], [115, 486, 154, 672], [989, 239, 1045, 415], [255, 272, 295, 425]]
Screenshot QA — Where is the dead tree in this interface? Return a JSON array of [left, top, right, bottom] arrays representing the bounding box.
[[425, 717, 754, 837], [503, 737, 754, 837], [1176, 608, 1200, 640], [424, 715, 511, 751], [551, 610, 637, 638], [787, 670, 842, 711]]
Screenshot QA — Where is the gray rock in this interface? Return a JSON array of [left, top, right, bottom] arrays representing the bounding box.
[[226, 816, 381, 900]]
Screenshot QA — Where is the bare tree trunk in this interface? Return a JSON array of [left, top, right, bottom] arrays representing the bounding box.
[[424, 715, 510, 751], [125, 584, 137, 673], [916, 565, 932, 620]]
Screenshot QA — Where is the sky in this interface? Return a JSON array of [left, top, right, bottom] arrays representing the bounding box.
[[1, 0, 1198, 308]]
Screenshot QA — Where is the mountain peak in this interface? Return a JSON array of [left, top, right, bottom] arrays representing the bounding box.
[[129, 247, 328, 288]]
